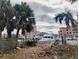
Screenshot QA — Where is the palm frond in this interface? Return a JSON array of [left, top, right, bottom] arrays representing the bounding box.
[[55, 12, 77, 27], [55, 13, 65, 24]]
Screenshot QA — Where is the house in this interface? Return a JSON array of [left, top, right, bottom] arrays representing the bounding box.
[[59, 27, 78, 40]]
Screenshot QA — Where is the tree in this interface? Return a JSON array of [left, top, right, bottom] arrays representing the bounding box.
[[55, 11, 77, 27], [0, 0, 16, 38], [55, 11, 77, 45], [0, 20, 5, 38], [0, 0, 6, 37], [14, 2, 35, 38], [0, 1, 35, 38]]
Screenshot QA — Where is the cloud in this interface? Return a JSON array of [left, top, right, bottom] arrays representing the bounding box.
[[23, 0, 62, 7], [10, 0, 22, 5], [10, 0, 77, 34]]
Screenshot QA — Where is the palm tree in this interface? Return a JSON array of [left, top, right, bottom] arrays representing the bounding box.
[[0, 1, 35, 38], [14, 2, 36, 38], [55, 11, 77, 45], [0, 20, 5, 38], [0, 0, 16, 38], [55, 11, 77, 27]]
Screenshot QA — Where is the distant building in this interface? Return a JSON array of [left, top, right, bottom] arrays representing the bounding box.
[[18, 25, 37, 39], [59, 27, 78, 40]]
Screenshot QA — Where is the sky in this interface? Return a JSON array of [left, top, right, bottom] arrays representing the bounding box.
[[2, 0, 77, 34]]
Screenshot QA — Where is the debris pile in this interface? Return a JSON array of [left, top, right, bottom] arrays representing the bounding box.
[[37, 45, 78, 59], [0, 44, 77, 59]]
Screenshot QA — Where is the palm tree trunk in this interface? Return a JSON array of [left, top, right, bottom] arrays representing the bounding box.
[[16, 28, 20, 38], [25, 30, 27, 39], [7, 30, 11, 38], [61, 36, 66, 45], [6, 17, 11, 38], [0, 31, 1, 39], [61, 36, 64, 45]]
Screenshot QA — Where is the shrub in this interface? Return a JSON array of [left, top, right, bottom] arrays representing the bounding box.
[[25, 40, 37, 46]]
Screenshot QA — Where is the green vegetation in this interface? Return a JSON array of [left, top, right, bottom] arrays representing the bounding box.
[[55, 11, 77, 27], [0, 0, 35, 38], [14, 2, 35, 37], [0, 0, 36, 51]]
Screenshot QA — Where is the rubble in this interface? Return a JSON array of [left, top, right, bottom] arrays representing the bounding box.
[[0, 44, 77, 59], [37, 44, 78, 59]]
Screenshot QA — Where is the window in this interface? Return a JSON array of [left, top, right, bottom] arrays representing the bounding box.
[[67, 32, 68, 34], [76, 32, 78, 33], [44, 36, 47, 38], [60, 31, 62, 32], [44, 36, 53, 38], [70, 32, 71, 34], [66, 29, 68, 31]]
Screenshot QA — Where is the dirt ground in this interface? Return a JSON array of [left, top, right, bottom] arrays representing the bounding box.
[[0, 44, 78, 59]]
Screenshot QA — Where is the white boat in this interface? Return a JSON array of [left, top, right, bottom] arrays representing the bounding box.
[[38, 34, 55, 44]]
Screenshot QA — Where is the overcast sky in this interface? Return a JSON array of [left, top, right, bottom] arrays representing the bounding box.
[[2, 0, 77, 34]]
